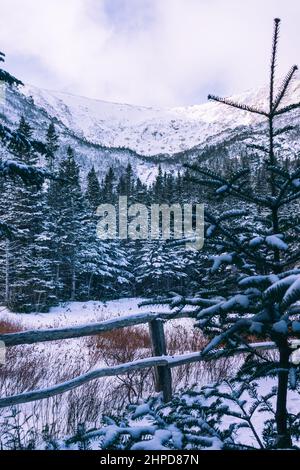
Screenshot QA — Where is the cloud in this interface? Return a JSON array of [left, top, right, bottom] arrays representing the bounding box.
[[0, 0, 299, 106]]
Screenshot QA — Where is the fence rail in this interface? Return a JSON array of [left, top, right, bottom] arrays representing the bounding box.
[[0, 309, 280, 408], [0, 310, 190, 346]]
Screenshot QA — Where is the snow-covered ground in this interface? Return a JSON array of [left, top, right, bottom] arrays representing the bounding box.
[[0, 297, 175, 329], [0, 298, 202, 447], [1, 298, 300, 449]]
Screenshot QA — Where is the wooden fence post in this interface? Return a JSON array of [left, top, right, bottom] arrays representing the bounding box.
[[149, 318, 172, 402]]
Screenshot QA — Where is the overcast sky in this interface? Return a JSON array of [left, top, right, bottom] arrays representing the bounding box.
[[0, 0, 299, 107]]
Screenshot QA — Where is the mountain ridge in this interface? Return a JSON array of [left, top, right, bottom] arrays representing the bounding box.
[[1, 78, 300, 184], [22, 78, 300, 157]]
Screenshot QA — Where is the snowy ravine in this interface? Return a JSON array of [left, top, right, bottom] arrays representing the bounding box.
[[22, 80, 300, 157], [2, 78, 300, 183]]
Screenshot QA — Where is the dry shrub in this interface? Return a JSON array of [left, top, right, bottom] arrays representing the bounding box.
[[91, 327, 151, 351], [87, 327, 154, 408], [66, 380, 105, 434], [167, 324, 208, 354], [165, 324, 236, 389], [88, 326, 151, 365], [0, 319, 244, 446], [0, 318, 23, 334], [87, 323, 235, 399]]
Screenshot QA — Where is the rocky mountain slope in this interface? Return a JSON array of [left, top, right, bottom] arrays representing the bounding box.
[[1, 78, 300, 183]]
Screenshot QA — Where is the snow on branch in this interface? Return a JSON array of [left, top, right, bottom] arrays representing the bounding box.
[[273, 65, 298, 113], [0, 160, 52, 187], [270, 18, 281, 108], [274, 102, 300, 116]]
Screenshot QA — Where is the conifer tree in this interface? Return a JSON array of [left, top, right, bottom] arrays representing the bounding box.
[[44, 123, 61, 303], [102, 167, 116, 203], [86, 166, 102, 209], [124, 163, 134, 200], [135, 240, 188, 295], [166, 19, 300, 448], [0, 117, 54, 311], [153, 164, 163, 201], [80, 167, 130, 299], [55, 147, 86, 300], [0, 51, 23, 87], [45, 122, 59, 172]]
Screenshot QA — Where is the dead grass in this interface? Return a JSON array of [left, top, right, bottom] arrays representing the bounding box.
[[0, 318, 23, 334], [167, 324, 208, 354], [0, 318, 242, 447], [90, 326, 151, 354]]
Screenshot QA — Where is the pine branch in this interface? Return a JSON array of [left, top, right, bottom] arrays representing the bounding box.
[[280, 190, 300, 206], [274, 101, 300, 116], [201, 319, 252, 354], [185, 163, 226, 182], [278, 248, 300, 268], [275, 171, 300, 206], [270, 18, 281, 109], [247, 144, 269, 154], [273, 125, 295, 137], [0, 221, 13, 239], [267, 165, 290, 180], [0, 160, 52, 187], [273, 66, 298, 113], [208, 94, 268, 117], [230, 188, 271, 207], [205, 211, 277, 269], [229, 169, 251, 184], [185, 163, 271, 207], [0, 69, 23, 87], [188, 176, 223, 188]]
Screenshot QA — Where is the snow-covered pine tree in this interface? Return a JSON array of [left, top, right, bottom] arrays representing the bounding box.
[[45, 121, 59, 172], [0, 117, 54, 311], [54, 146, 87, 301], [43, 122, 61, 304], [0, 52, 50, 189], [80, 168, 132, 299], [0, 51, 23, 87], [153, 164, 163, 201], [81, 166, 107, 297], [102, 167, 116, 204], [134, 177, 148, 204], [85, 166, 102, 209], [135, 240, 188, 295], [168, 18, 300, 448], [124, 163, 135, 200]]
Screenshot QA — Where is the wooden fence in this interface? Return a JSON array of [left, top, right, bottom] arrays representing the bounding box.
[[0, 310, 279, 408]]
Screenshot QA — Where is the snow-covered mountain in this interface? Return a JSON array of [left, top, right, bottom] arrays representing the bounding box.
[[1, 79, 300, 183], [23, 80, 300, 157]]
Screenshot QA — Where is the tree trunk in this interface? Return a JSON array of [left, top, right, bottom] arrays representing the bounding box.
[[55, 264, 60, 298], [71, 267, 76, 301], [275, 340, 292, 448], [87, 273, 93, 298]]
